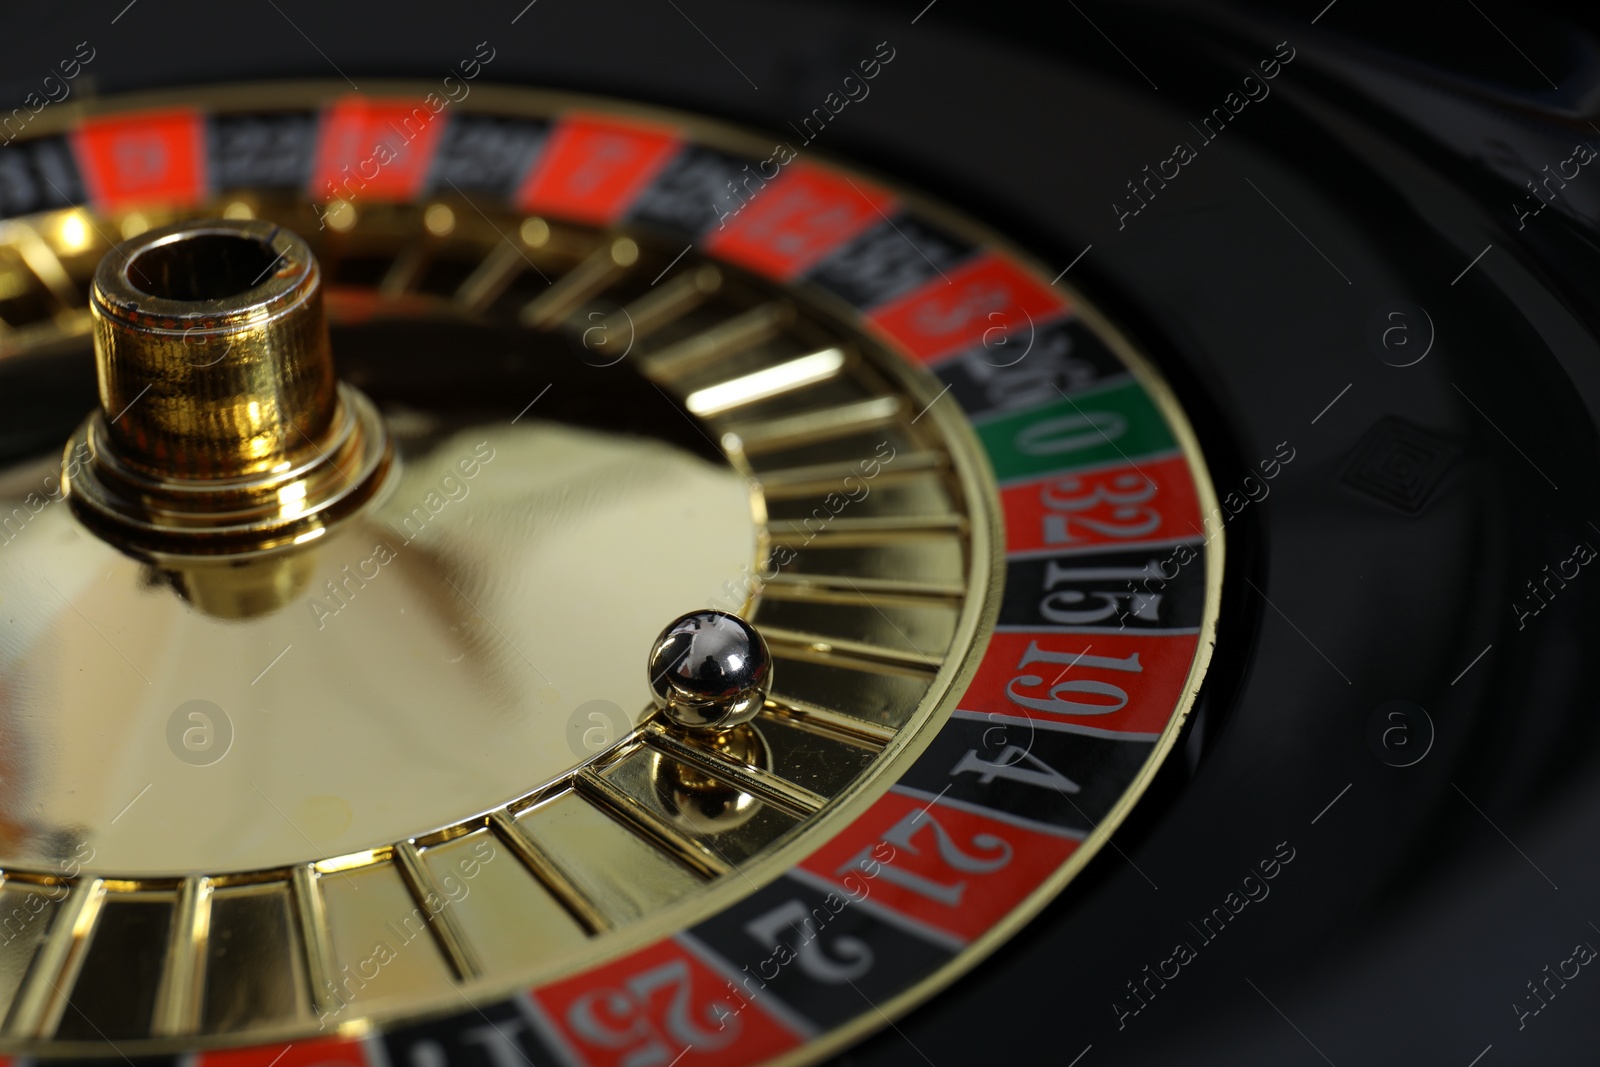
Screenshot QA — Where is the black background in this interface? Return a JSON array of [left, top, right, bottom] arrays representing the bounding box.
[[5, 2, 1600, 1063]]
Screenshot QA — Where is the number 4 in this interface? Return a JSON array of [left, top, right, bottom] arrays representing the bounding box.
[[951, 745, 1080, 794]]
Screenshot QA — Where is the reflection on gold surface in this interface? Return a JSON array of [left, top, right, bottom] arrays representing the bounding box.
[[0, 886, 62, 1011], [201, 883, 304, 1033], [419, 830, 589, 975], [155, 553, 320, 619], [317, 864, 454, 1020], [516, 794, 701, 924], [0, 421, 757, 874]]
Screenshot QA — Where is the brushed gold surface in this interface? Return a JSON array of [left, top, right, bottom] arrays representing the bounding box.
[[643, 726, 827, 818], [394, 840, 483, 982], [761, 626, 945, 673], [597, 745, 799, 867], [574, 768, 736, 879], [763, 472, 958, 527], [754, 596, 959, 662], [419, 829, 590, 974], [203, 883, 306, 1032], [317, 863, 456, 1021], [151, 876, 210, 1036], [0, 886, 65, 1022], [761, 696, 897, 748], [514, 794, 703, 925], [290, 865, 338, 1018], [4, 879, 105, 1038], [766, 655, 936, 731], [0, 419, 757, 875], [782, 540, 969, 586], [485, 809, 611, 937], [750, 716, 880, 801], [57, 891, 174, 1039]]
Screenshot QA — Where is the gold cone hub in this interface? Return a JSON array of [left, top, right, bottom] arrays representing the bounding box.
[[63, 218, 392, 561]]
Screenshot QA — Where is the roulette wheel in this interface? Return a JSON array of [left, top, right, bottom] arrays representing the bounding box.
[[0, 0, 1597, 1064]]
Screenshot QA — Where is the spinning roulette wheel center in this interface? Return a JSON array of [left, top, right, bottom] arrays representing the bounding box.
[[19, 215, 765, 878]]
